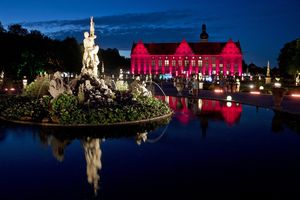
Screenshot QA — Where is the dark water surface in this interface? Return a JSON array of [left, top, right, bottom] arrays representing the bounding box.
[[1, 96, 300, 199]]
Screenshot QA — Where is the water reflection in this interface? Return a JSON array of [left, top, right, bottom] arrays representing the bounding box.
[[27, 120, 169, 196], [82, 137, 101, 195], [157, 96, 242, 126], [157, 96, 300, 135], [271, 111, 300, 134]]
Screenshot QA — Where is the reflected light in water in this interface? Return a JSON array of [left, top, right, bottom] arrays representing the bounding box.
[[226, 102, 232, 107], [157, 96, 242, 126]]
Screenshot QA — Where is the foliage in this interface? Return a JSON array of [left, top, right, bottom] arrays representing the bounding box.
[[0, 21, 5, 33], [0, 94, 171, 125], [99, 48, 131, 74], [8, 24, 29, 36], [0, 23, 82, 82], [115, 80, 128, 91], [278, 39, 300, 77], [51, 93, 79, 124], [23, 75, 50, 98], [0, 96, 50, 121]]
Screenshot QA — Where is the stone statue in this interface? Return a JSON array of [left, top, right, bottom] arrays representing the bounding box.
[[81, 16, 100, 77], [130, 76, 152, 98], [49, 71, 72, 98], [90, 16, 95, 37]]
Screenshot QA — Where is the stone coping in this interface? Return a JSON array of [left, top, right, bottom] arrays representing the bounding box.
[[0, 112, 173, 127]]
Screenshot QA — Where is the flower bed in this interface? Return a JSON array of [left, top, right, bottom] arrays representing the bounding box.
[[0, 94, 172, 125]]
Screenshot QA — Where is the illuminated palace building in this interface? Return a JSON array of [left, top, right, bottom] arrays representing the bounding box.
[[131, 24, 243, 78]]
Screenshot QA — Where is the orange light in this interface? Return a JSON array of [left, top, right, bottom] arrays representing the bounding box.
[[291, 94, 300, 97], [250, 91, 260, 95], [214, 89, 223, 93], [10, 88, 15, 91]]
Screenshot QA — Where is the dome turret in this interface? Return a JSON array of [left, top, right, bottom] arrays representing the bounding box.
[[200, 24, 209, 42]]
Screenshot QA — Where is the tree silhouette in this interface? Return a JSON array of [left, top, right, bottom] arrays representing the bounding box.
[[278, 39, 300, 77], [8, 24, 29, 36], [0, 21, 130, 83], [0, 21, 5, 33]]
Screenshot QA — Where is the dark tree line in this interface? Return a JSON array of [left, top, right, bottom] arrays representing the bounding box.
[[0, 23, 82, 82], [99, 48, 130, 74], [278, 38, 300, 78], [0, 22, 130, 83]]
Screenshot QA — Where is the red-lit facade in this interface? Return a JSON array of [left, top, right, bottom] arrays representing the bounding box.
[[130, 25, 243, 77]]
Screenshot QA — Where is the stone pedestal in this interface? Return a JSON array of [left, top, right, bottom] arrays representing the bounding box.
[[265, 77, 271, 84]]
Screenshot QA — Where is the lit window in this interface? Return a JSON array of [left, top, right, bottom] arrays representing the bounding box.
[[178, 60, 182, 66], [219, 64, 223, 68], [212, 64, 216, 68], [192, 60, 196, 67], [165, 60, 169, 67], [184, 60, 189, 67], [172, 60, 176, 67], [158, 60, 162, 67], [198, 60, 203, 67], [151, 60, 155, 67]]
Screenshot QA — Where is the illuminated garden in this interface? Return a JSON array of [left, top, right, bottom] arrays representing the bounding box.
[[0, 3, 300, 199], [0, 18, 172, 126]]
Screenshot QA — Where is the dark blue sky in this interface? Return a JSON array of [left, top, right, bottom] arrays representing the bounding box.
[[1, 0, 299, 67]]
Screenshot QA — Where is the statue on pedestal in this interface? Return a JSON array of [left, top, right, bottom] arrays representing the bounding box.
[[265, 60, 271, 84], [81, 16, 100, 77]]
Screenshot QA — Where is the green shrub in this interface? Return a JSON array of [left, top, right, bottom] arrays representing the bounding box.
[[51, 93, 79, 124], [24, 75, 50, 98]]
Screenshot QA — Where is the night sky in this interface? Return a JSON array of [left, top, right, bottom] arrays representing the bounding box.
[[1, 0, 299, 67]]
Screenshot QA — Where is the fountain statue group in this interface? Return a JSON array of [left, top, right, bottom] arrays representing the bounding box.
[[82, 16, 100, 77], [48, 16, 151, 101]]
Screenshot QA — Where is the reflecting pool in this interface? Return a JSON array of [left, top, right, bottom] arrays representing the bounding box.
[[0, 96, 300, 199]]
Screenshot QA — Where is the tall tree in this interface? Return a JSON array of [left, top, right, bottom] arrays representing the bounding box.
[[8, 24, 28, 36], [278, 39, 300, 77], [0, 21, 5, 32]]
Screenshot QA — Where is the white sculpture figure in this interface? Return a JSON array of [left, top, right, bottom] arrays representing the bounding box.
[[90, 16, 95, 37], [49, 71, 71, 98], [130, 76, 152, 98], [82, 17, 100, 77]]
